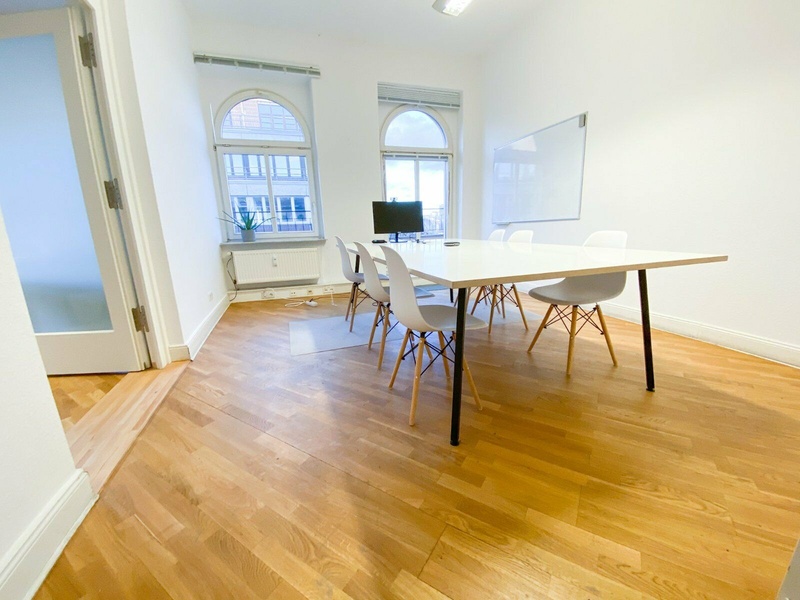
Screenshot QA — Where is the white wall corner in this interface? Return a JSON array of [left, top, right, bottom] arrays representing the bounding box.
[[603, 302, 800, 368], [0, 469, 96, 600], [186, 294, 230, 359]]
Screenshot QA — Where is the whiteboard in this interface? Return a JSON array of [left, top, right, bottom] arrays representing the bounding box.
[[492, 113, 587, 224]]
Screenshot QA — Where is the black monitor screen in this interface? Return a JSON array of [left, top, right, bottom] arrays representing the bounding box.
[[372, 201, 424, 235]]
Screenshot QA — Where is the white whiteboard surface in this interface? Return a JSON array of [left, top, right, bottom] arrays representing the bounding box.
[[492, 114, 587, 224]]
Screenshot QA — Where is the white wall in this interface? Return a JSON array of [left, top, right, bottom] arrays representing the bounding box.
[[190, 17, 484, 286], [0, 208, 93, 598], [481, 0, 800, 364], [122, 0, 229, 350]]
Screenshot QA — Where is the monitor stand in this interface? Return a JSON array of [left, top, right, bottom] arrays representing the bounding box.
[[391, 232, 408, 243]]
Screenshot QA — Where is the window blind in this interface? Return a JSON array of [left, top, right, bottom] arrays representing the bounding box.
[[377, 83, 462, 109], [193, 53, 321, 78]]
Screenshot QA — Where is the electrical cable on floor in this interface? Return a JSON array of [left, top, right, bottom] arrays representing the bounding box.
[[225, 255, 238, 301], [285, 298, 318, 308]]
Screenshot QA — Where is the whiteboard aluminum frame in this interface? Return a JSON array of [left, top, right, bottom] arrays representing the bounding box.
[[492, 112, 588, 225]]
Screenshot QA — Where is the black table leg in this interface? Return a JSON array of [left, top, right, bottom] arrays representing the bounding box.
[[638, 270, 655, 391], [354, 254, 361, 273], [450, 287, 467, 446]]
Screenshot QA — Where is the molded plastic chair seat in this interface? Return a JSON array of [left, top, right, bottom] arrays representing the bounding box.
[[528, 273, 626, 306], [417, 305, 487, 333], [526, 230, 628, 376]]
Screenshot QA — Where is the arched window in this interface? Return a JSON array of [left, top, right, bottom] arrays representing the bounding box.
[[215, 91, 319, 240], [384, 110, 447, 149], [381, 107, 452, 238]]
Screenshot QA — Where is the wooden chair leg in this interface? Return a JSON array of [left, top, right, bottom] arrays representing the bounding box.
[[437, 331, 451, 379], [349, 287, 360, 332], [463, 357, 482, 411], [368, 303, 382, 348], [499, 285, 506, 318], [512, 285, 529, 330], [488, 285, 498, 334], [409, 334, 427, 426], [389, 329, 411, 388], [377, 305, 390, 370], [566, 305, 579, 376], [470, 287, 484, 314], [345, 282, 357, 321], [595, 304, 618, 366], [528, 304, 554, 352]]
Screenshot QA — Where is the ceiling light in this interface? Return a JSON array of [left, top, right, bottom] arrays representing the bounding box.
[[432, 0, 474, 17]]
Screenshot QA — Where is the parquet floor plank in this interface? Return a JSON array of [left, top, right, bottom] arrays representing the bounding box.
[[34, 292, 800, 599]]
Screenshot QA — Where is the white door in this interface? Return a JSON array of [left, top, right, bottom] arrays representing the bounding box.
[[0, 9, 147, 374]]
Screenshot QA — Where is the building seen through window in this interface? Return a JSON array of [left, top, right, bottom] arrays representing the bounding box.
[[216, 93, 318, 239]]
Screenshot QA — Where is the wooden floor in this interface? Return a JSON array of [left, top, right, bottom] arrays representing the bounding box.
[[50, 374, 125, 432], [36, 293, 800, 599], [65, 362, 189, 492]]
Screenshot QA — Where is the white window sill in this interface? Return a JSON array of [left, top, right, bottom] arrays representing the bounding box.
[[220, 238, 327, 250]]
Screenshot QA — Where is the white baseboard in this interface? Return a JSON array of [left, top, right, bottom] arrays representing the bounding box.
[[603, 302, 800, 368], [168, 345, 191, 362], [186, 295, 231, 360], [229, 282, 353, 303], [0, 469, 96, 600]]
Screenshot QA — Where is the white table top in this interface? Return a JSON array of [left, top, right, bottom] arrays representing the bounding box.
[[352, 239, 727, 288]]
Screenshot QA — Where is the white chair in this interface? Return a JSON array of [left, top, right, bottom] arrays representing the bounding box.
[[527, 230, 628, 375], [487, 228, 506, 242], [382, 246, 486, 426], [353, 243, 436, 369], [467, 228, 506, 308], [334, 236, 386, 332], [471, 229, 532, 334], [353, 243, 392, 369]]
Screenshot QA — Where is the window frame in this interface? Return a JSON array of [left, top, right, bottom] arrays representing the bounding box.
[[214, 90, 320, 241], [380, 105, 454, 238]]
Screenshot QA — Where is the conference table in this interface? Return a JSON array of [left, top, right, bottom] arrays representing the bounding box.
[[351, 239, 727, 446]]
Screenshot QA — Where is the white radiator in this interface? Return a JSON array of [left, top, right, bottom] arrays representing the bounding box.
[[231, 248, 320, 285]]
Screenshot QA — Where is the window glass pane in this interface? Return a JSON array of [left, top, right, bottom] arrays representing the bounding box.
[[384, 110, 446, 148], [419, 159, 447, 237], [270, 155, 313, 232], [384, 159, 416, 202], [221, 98, 305, 142], [223, 153, 272, 233]]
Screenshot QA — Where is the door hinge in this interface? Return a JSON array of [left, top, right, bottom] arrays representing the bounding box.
[[131, 306, 150, 332], [104, 178, 123, 210], [79, 33, 96, 68]]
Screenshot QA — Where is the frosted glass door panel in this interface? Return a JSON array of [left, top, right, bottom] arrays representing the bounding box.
[[0, 34, 112, 333]]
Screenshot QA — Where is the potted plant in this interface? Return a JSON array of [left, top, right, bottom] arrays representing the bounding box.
[[220, 210, 271, 242]]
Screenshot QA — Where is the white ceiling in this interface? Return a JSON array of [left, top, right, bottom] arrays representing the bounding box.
[[183, 0, 543, 57]]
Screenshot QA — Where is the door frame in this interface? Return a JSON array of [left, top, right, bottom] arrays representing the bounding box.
[[0, 8, 151, 373], [73, 1, 173, 368]]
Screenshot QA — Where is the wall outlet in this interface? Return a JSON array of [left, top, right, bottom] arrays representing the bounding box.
[[262, 290, 275, 299], [305, 288, 315, 296], [323, 286, 335, 294], [288, 290, 299, 297]]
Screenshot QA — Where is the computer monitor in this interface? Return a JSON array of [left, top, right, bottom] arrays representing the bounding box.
[[372, 201, 424, 242]]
